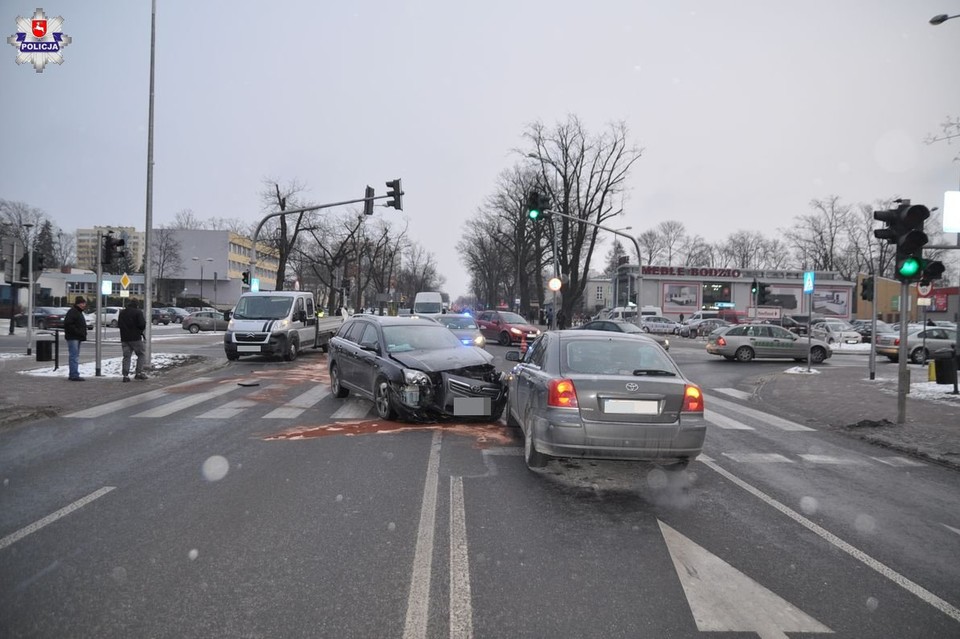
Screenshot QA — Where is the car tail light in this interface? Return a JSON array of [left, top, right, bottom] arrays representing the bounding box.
[[716, 336, 726, 346], [894, 338, 900, 346], [548, 378, 579, 408], [682, 385, 703, 413]]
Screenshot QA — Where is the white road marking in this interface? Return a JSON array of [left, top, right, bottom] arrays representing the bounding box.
[[64, 377, 214, 418], [701, 457, 960, 624], [263, 385, 330, 419], [331, 398, 373, 419], [714, 387, 753, 400], [722, 453, 794, 463], [196, 399, 258, 419], [133, 383, 238, 418], [449, 476, 473, 639], [705, 409, 754, 430], [659, 520, 832, 638], [0, 487, 115, 551], [705, 395, 816, 431], [942, 523, 960, 537], [872, 456, 927, 467], [798, 454, 868, 465], [481, 448, 523, 456], [403, 431, 442, 639]]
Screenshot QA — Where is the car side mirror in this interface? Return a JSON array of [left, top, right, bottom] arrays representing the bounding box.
[[359, 341, 379, 353], [505, 351, 521, 361]]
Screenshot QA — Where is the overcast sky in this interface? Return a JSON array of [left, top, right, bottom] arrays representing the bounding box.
[[2, 0, 959, 299]]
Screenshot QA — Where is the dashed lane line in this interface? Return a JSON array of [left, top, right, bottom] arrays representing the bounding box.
[[0, 487, 115, 551]]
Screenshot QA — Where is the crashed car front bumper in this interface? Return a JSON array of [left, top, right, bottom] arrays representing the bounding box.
[[391, 370, 507, 421]]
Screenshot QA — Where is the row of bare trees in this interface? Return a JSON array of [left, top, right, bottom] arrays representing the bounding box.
[[460, 117, 957, 319]]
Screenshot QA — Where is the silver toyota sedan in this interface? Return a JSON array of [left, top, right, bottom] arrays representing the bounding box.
[[705, 323, 832, 363], [505, 330, 705, 471]]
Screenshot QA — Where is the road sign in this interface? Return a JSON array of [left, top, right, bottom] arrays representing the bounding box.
[[917, 297, 932, 307], [917, 281, 932, 296], [251, 278, 260, 293], [803, 271, 815, 293], [120, 273, 131, 289]]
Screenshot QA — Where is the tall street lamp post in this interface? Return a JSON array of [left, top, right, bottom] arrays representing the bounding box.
[[22, 223, 34, 355], [193, 257, 213, 304]]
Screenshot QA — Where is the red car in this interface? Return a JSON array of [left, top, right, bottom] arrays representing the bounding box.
[[475, 310, 542, 346]]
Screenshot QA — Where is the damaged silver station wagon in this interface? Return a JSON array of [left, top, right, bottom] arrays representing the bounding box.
[[328, 315, 507, 422]]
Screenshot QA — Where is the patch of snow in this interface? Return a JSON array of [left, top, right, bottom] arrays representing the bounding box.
[[785, 366, 821, 375], [18, 353, 195, 378]]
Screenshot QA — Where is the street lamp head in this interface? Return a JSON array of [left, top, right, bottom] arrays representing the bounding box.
[[930, 13, 958, 24]]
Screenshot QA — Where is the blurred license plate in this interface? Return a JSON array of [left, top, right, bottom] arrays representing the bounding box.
[[845, 339, 858, 344], [238, 345, 261, 352], [604, 399, 659, 415], [454, 397, 491, 416]]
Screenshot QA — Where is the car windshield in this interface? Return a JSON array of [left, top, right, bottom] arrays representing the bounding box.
[[615, 322, 643, 334], [383, 324, 465, 353], [562, 339, 676, 376], [232, 296, 293, 320], [498, 312, 527, 324], [437, 316, 478, 330]]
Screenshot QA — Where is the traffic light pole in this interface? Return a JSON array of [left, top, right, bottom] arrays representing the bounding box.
[[95, 230, 103, 377], [896, 279, 910, 424], [869, 273, 877, 381]]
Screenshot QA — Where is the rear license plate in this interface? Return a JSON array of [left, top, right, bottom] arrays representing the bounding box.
[[845, 339, 858, 344], [454, 397, 491, 416], [238, 345, 261, 352], [603, 399, 660, 415]]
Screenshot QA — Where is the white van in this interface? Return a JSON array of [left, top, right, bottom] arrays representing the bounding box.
[[602, 306, 638, 321], [413, 291, 444, 315], [224, 291, 319, 361]]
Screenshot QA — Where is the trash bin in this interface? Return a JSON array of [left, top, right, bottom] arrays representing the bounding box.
[[35, 330, 55, 362], [932, 347, 958, 385]]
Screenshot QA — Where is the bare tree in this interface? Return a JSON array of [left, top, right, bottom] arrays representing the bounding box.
[[151, 227, 184, 301], [171, 208, 204, 230], [524, 116, 643, 320], [682, 235, 715, 267], [783, 195, 854, 276], [260, 178, 312, 291], [656, 221, 687, 265], [925, 115, 960, 162], [636, 229, 663, 265], [54, 231, 75, 267], [721, 230, 767, 269]]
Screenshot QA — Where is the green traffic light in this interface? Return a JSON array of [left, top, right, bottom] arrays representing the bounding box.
[[898, 257, 921, 278], [528, 209, 540, 220]]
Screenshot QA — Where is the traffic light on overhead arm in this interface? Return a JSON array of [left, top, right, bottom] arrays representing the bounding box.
[[385, 179, 403, 211], [919, 260, 946, 287], [757, 283, 771, 305], [750, 279, 758, 295], [526, 190, 551, 221], [363, 185, 375, 216]]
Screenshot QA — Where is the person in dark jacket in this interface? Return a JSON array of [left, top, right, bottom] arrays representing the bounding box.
[[118, 299, 148, 382], [63, 296, 88, 381]]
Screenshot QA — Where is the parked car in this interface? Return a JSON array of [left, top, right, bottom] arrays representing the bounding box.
[[679, 318, 730, 338], [766, 315, 808, 336], [182, 311, 229, 333], [638, 315, 680, 334], [99, 306, 122, 328], [849, 319, 895, 344], [706, 323, 833, 363], [151, 307, 171, 325], [434, 313, 486, 348], [164, 307, 190, 323], [475, 310, 541, 346], [874, 327, 958, 364], [13, 306, 67, 329], [576, 319, 670, 350], [504, 330, 705, 470], [810, 318, 861, 345], [328, 315, 507, 422]]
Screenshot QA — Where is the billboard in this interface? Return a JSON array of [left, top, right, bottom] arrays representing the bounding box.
[[811, 287, 850, 317], [662, 282, 699, 313]]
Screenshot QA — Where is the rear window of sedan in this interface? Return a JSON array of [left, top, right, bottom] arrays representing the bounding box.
[[437, 316, 478, 329], [561, 338, 677, 376]]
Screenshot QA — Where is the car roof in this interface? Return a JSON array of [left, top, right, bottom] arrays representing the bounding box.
[[348, 315, 443, 326]]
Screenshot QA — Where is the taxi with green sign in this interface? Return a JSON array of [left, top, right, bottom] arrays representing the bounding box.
[[706, 323, 833, 363]]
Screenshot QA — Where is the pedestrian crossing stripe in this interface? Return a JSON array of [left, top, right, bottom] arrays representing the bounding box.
[[714, 387, 753, 401], [798, 454, 868, 465], [263, 385, 330, 419], [64, 378, 215, 418], [705, 409, 754, 430], [133, 383, 239, 418], [705, 394, 816, 432], [722, 453, 794, 463]]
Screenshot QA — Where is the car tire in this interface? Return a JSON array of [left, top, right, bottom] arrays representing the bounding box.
[[226, 352, 240, 361], [374, 378, 397, 420], [498, 331, 511, 346], [110, 320, 118, 328], [37, 320, 46, 330], [489, 404, 504, 422], [910, 348, 928, 365], [505, 404, 520, 428], [886, 355, 898, 363], [283, 336, 299, 362], [659, 459, 690, 472], [723, 355, 736, 361], [641, 326, 650, 333], [809, 347, 827, 364], [188, 324, 200, 334], [735, 346, 755, 362], [524, 424, 548, 469], [330, 363, 349, 398]]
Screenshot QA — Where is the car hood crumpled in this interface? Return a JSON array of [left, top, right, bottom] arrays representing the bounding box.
[[391, 347, 493, 372]]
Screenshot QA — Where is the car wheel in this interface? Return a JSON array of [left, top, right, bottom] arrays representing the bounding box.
[[498, 331, 511, 346], [827, 337, 835, 345], [37, 320, 46, 330], [735, 346, 755, 362], [910, 348, 928, 365], [374, 378, 397, 420], [886, 355, 898, 363], [110, 320, 118, 328], [489, 404, 504, 422], [659, 459, 690, 472], [524, 423, 547, 469], [226, 352, 240, 361], [188, 324, 200, 334], [330, 363, 349, 398], [283, 336, 299, 362], [505, 403, 520, 428], [641, 326, 650, 333], [809, 347, 827, 364]]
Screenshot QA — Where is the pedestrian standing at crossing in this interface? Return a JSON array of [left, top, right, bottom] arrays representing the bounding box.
[[118, 299, 148, 382], [63, 296, 88, 381]]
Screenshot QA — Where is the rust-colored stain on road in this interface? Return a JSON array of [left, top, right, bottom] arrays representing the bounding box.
[[265, 419, 520, 448]]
